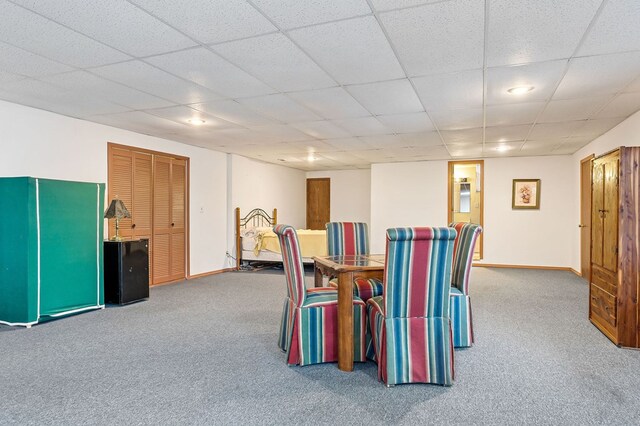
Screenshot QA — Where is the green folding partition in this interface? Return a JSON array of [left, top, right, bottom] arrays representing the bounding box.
[[0, 177, 105, 327]]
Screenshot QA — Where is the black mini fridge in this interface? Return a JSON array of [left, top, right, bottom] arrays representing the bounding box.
[[103, 239, 149, 305]]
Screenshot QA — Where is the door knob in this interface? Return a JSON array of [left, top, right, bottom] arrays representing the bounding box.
[[578, 224, 586, 228]]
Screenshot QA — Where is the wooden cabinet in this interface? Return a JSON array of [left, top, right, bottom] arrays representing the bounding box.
[[589, 147, 640, 347], [104, 240, 149, 305], [108, 144, 188, 286]]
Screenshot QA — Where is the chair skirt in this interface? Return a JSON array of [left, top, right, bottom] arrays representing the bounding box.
[[450, 290, 473, 348]]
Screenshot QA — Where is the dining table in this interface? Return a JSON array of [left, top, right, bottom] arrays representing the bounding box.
[[313, 254, 385, 372]]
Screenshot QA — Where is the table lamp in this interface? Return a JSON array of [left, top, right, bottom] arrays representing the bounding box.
[[104, 199, 131, 241]]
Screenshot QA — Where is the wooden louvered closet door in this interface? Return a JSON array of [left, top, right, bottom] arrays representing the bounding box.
[[152, 155, 186, 284], [108, 144, 187, 286]]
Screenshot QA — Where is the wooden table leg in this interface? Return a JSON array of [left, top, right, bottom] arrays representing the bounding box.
[[337, 271, 354, 372], [314, 263, 323, 287]]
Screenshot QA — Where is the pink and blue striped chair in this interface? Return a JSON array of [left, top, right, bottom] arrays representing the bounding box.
[[274, 224, 367, 366], [367, 227, 457, 386], [326, 222, 383, 302], [449, 222, 483, 348]]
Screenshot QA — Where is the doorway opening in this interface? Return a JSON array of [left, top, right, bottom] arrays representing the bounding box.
[[306, 178, 330, 230], [448, 160, 484, 260]]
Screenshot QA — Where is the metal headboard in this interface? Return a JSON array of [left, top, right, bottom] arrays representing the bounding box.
[[235, 207, 278, 270]]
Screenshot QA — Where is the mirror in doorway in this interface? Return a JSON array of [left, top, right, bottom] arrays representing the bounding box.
[[448, 161, 484, 260]]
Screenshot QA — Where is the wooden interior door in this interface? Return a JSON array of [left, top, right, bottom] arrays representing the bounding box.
[[579, 155, 594, 279], [170, 159, 186, 281], [307, 178, 330, 230], [153, 155, 172, 284]]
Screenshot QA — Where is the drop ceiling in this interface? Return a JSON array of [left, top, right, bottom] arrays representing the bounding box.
[[1, 0, 639, 170]]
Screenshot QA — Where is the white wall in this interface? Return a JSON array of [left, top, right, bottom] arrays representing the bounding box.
[[0, 100, 228, 275], [370, 155, 575, 267], [570, 111, 640, 271], [306, 169, 371, 225]]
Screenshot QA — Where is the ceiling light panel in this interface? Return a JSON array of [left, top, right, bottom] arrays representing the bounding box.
[[129, 0, 276, 44], [486, 60, 566, 104], [211, 33, 335, 92], [11, 0, 197, 57], [376, 112, 435, 134], [486, 0, 602, 67], [91, 60, 222, 104], [238, 94, 321, 123], [287, 87, 370, 119], [553, 52, 640, 100], [412, 69, 483, 111], [379, 0, 484, 76], [346, 79, 423, 115], [578, 0, 640, 56], [250, 0, 372, 30], [145, 48, 276, 99], [288, 16, 405, 85], [0, 1, 130, 68]]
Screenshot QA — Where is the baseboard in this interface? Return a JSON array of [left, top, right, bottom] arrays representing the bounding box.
[[188, 268, 235, 279], [472, 263, 574, 272], [570, 268, 581, 277]]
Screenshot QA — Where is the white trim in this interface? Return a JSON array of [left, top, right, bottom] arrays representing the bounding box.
[[35, 178, 41, 322], [96, 183, 100, 306], [46, 305, 104, 318], [0, 319, 38, 328]]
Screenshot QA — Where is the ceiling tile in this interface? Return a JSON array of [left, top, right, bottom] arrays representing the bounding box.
[[189, 100, 275, 126], [142, 105, 239, 129], [578, 0, 640, 56], [0, 1, 130, 67], [346, 79, 423, 115], [238, 94, 321, 123], [325, 137, 372, 151], [520, 140, 563, 155], [91, 60, 222, 104], [554, 52, 640, 99], [331, 116, 391, 136], [145, 47, 276, 99], [211, 33, 335, 92], [483, 141, 524, 156], [386, 145, 451, 160], [0, 78, 69, 106], [538, 96, 613, 123], [89, 110, 190, 134], [290, 120, 351, 139], [485, 102, 545, 126], [595, 93, 640, 119], [412, 69, 483, 110], [351, 148, 395, 162], [208, 128, 262, 144], [486, 60, 567, 105], [376, 112, 435, 134], [129, 0, 276, 44], [251, 0, 371, 30], [286, 139, 336, 153], [528, 121, 585, 140], [447, 143, 483, 158], [0, 69, 25, 84], [358, 134, 413, 149], [429, 108, 483, 130], [12, 0, 197, 57], [289, 16, 404, 84], [42, 71, 174, 110], [440, 128, 483, 145], [625, 76, 640, 93], [0, 40, 72, 77], [487, 0, 601, 66], [551, 137, 592, 155], [287, 87, 370, 119], [370, 0, 442, 12], [484, 124, 532, 143], [396, 131, 443, 147], [245, 124, 314, 143], [571, 118, 626, 139], [380, 0, 484, 76]]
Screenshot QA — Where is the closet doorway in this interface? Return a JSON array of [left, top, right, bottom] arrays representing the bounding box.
[[448, 160, 484, 260], [107, 143, 189, 285]]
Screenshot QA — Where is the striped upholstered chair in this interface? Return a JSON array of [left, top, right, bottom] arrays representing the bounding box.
[[274, 224, 367, 366], [367, 227, 457, 386], [449, 222, 483, 348], [326, 222, 383, 302]]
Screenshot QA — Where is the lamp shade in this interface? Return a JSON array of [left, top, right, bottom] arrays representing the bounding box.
[[104, 199, 131, 219]]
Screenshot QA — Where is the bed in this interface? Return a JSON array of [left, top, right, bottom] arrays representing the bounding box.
[[235, 207, 327, 270]]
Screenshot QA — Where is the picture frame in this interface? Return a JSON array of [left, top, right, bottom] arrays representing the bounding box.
[[512, 179, 541, 209]]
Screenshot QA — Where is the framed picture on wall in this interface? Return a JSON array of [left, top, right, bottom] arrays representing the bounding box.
[[512, 179, 541, 209]]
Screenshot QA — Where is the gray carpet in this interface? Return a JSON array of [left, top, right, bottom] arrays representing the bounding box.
[[1, 267, 639, 425]]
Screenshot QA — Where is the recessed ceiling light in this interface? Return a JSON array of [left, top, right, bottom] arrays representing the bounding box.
[[307, 154, 316, 162], [188, 118, 205, 125], [507, 86, 534, 95], [495, 145, 510, 152]]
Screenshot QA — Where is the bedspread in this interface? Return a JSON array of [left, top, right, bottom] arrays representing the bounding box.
[[256, 229, 327, 258]]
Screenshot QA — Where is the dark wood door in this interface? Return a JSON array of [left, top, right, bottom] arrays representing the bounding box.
[[580, 155, 593, 279], [306, 178, 330, 230]]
